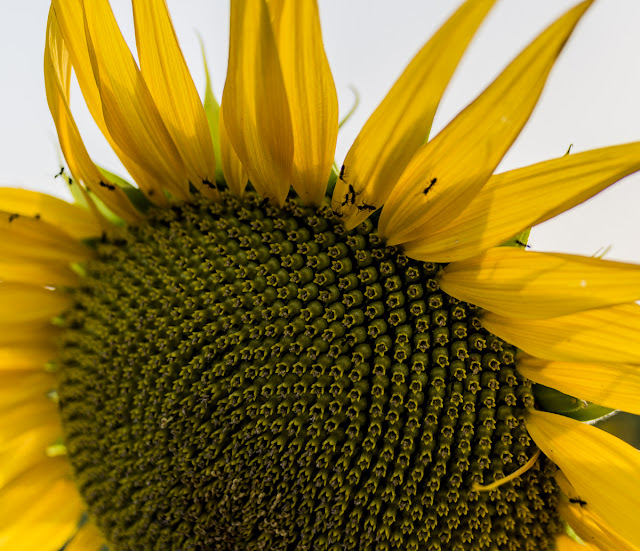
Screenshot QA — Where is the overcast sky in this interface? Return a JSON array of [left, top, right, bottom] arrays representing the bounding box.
[[2, 0, 640, 261]]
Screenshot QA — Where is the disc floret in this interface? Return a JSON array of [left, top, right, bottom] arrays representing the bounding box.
[[58, 193, 562, 550]]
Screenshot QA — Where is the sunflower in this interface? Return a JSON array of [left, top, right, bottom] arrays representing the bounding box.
[[2, 0, 640, 549]]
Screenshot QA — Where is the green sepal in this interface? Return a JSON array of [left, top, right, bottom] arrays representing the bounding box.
[[75, 512, 90, 530], [565, 525, 583, 544], [198, 34, 225, 185], [326, 163, 339, 197], [338, 86, 360, 130], [97, 167, 151, 214], [500, 228, 531, 249], [329, 86, 359, 201], [533, 384, 616, 422], [54, 149, 90, 210], [569, 404, 617, 422], [58, 171, 123, 238], [71, 261, 88, 277], [47, 389, 60, 404], [63, 170, 91, 210]]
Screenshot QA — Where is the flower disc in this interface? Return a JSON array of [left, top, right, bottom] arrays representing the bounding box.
[[57, 193, 562, 550]]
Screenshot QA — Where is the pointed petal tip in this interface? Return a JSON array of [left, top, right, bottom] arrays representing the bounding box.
[[379, 0, 596, 244], [333, 0, 498, 227]]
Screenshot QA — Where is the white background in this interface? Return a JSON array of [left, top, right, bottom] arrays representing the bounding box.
[[2, 0, 640, 261]]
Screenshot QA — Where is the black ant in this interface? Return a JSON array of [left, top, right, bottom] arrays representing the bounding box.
[[202, 178, 216, 190], [423, 177, 437, 195], [514, 240, 531, 249], [54, 167, 65, 179], [8, 213, 19, 223], [356, 202, 376, 212], [341, 184, 357, 207], [568, 497, 587, 507], [99, 180, 116, 191], [339, 165, 346, 181]]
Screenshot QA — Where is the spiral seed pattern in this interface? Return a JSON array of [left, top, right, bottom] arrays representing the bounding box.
[[58, 193, 561, 550]]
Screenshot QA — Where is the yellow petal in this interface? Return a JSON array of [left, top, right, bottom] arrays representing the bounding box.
[[80, 0, 190, 201], [45, 9, 143, 224], [0, 344, 58, 371], [65, 521, 106, 551], [0, 211, 91, 264], [378, 0, 594, 245], [51, 0, 104, 130], [438, 248, 640, 319], [556, 472, 640, 551], [482, 303, 640, 364], [0, 188, 100, 240], [0, 283, 70, 324], [0, 259, 79, 287], [555, 534, 601, 551], [0, 381, 60, 487], [0, 369, 55, 409], [0, 322, 60, 372], [0, 458, 69, 511], [526, 409, 640, 546], [219, 104, 248, 197], [0, 401, 64, 484], [0, 422, 62, 491], [332, 0, 497, 227], [222, 0, 293, 205], [0, 458, 83, 551], [518, 354, 640, 416], [132, 0, 218, 198], [0, 399, 59, 445], [560, 504, 639, 551], [269, 0, 338, 206], [51, 1, 166, 205], [402, 142, 640, 262]]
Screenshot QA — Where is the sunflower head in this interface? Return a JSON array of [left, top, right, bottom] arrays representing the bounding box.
[[57, 193, 563, 549], [2, 1, 640, 550]]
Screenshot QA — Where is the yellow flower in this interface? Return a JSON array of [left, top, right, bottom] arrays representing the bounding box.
[[2, 0, 640, 549]]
